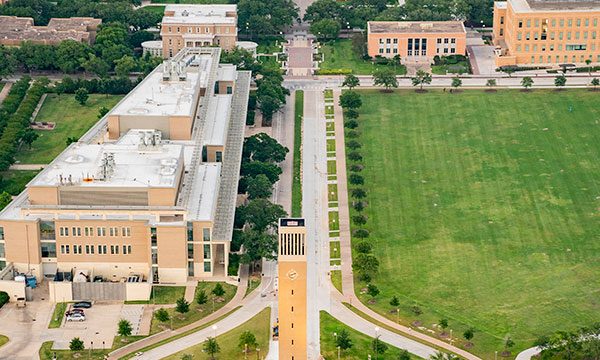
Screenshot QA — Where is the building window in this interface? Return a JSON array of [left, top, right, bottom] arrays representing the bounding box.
[[98, 245, 107, 254], [122, 227, 131, 237], [122, 245, 131, 254], [97, 227, 106, 236], [205, 27, 209, 33], [535, 19, 539, 27], [577, 19, 581, 27], [393, 38, 398, 44], [204, 261, 211, 272], [500, 28, 504, 36], [560, 19, 564, 27], [74, 245, 82, 254], [551, 19, 556, 27], [109, 227, 119, 237], [60, 227, 69, 237], [517, 32, 522, 40], [40, 221, 55, 240], [203, 228, 211, 242], [61, 245, 70, 254], [188, 261, 194, 276], [500, 16, 504, 25], [0, 227, 3, 241], [203, 244, 211, 259], [110, 245, 119, 254], [518, 20, 523, 28], [568, 19, 572, 27], [188, 243, 194, 259], [527, 19, 531, 27], [41, 243, 56, 258], [566, 44, 587, 51], [151, 227, 157, 246]]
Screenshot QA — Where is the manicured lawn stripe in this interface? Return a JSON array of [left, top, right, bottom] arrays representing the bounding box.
[[292, 90, 303, 217]]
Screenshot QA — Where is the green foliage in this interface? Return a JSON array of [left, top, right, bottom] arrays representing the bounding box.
[[237, 0, 299, 38], [521, 76, 534, 89], [203, 337, 220, 359], [240, 229, 278, 264], [342, 74, 360, 89], [175, 297, 190, 314], [372, 336, 388, 355], [154, 308, 170, 322], [348, 173, 364, 185], [238, 330, 258, 350], [118, 319, 133, 337], [353, 228, 369, 238], [98, 106, 109, 119], [0, 192, 12, 211], [339, 90, 362, 109], [212, 283, 225, 297], [115, 55, 137, 77], [451, 76, 462, 89], [486, 79, 497, 88], [353, 253, 379, 276], [0, 45, 15, 80], [237, 198, 286, 232], [555, 75, 567, 87], [246, 174, 273, 199], [389, 295, 400, 307], [311, 19, 341, 40], [74, 87, 89, 105], [194, 289, 207, 304], [373, 68, 398, 90], [350, 188, 366, 199], [352, 214, 367, 225], [591, 78, 600, 88], [438, 318, 449, 330], [0, 291, 9, 308], [411, 69, 432, 90], [367, 283, 380, 298], [463, 327, 475, 341], [243, 133, 289, 163], [69, 337, 84, 351], [336, 328, 353, 350]]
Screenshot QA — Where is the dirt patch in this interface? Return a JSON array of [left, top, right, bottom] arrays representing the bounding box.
[[411, 320, 422, 327]]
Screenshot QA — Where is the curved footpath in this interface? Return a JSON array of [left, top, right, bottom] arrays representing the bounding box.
[[329, 88, 482, 360]]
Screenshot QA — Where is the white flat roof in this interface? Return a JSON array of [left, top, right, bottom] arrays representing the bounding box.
[[30, 140, 184, 189], [187, 163, 221, 221], [163, 4, 237, 24], [109, 54, 213, 118], [202, 95, 232, 146]]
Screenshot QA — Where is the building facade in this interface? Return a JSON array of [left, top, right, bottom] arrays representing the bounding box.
[[493, 0, 600, 67], [160, 5, 238, 58], [0, 48, 250, 298], [277, 218, 307, 360], [0, 16, 101, 46], [367, 21, 467, 63]]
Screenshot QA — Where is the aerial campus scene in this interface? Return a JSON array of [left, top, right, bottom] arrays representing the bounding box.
[[0, 0, 597, 359]]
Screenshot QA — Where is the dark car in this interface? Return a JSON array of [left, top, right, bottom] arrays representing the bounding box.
[[73, 301, 92, 309], [66, 308, 84, 316]]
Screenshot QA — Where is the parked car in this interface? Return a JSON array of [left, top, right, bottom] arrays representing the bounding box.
[[66, 313, 86, 322], [65, 308, 84, 316], [73, 301, 92, 309]]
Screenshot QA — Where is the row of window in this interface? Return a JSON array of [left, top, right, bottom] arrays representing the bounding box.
[[516, 18, 599, 29], [165, 26, 232, 34], [377, 38, 457, 45], [527, 54, 600, 64], [516, 31, 597, 41], [515, 43, 593, 52], [59, 244, 133, 255], [378, 48, 456, 55], [59, 226, 131, 238]]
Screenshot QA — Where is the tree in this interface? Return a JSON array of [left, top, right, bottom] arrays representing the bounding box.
[[521, 76, 534, 90], [311, 19, 341, 41], [352, 214, 367, 225], [203, 337, 220, 360], [504, 335, 515, 351], [240, 229, 278, 264], [66, 137, 78, 146], [351, 188, 366, 199], [21, 129, 38, 149], [390, 295, 400, 307], [373, 68, 398, 91], [463, 327, 475, 343], [411, 69, 432, 91], [115, 55, 137, 77], [336, 328, 353, 351], [221, 48, 262, 75], [243, 133, 289, 163], [246, 174, 273, 199], [238, 330, 258, 351], [486, 79, 497, 90], [98, 106, 110, 119], [353, 253, 379, 276], [212, 283, 225, 297], [0, 192, 12, 210], [257, 94, 282, 125], [339, 90, 362, 109], [69, 337, 84, 351], [304, 0, 344, 23], [585, 58, 592, 75], [82, 53, 109, 78], [398, 349, 411, 360], [0, 45, 15, 81], [342, 74, 360, 89], [196, 290, 208, 305], [372, 335, 388, 355], [175, 297, 190, 314], [154, 308, 170, 322], [451, 76, 462, 90], [555, 75, 567, 89], [344, 108, 359, 119], [74, 87, 89, 105], [239, 198, 287, 232], [348, 173, 364, 185], [367, 283, 380, 298], [354, 241, 372, 254], [591, 77, 600, 90], [353, 201, 365, 212], [241, 161, 283, 184], [55, 40, 91, 73], [344, 119, 358, 129], [118, 319, 133, 337], [348, 151, 362, 161], [438, 319, 449, 332], [353, 229, 370, 238], [180, 354, 193, 360], [347, 140, 361, 150], [502, 66, 515, 77], [237, 0, 299, 38]]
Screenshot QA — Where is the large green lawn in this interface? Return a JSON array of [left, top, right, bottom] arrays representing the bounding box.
[[348, 89, 600, 358], [320, 40, 406, 75], [165, 307, 271, 360], [15, 94, 123, 164]]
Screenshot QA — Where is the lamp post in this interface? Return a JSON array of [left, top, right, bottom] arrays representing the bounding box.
[[212, 324, 218, 337], [374, 327, 380, 360], [337, 346, 341, 360], [256, 347, 260, 360]]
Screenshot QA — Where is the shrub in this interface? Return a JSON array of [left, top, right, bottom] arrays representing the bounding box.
[[346, 140, 361, 150], [344, 108, 359, 119], [352, 214, 367, 225], [358, 272, 371, 282], [154, 308, 170, 322], [367, 283, 380, 298], [196, 289, 208, 305], [344, 119, 358, 129], [348, 174, 364, 185], [69, 337, 84, 351], [353, 201, 365, 212], [175, 297, 190, 314], [118, 319, 133, 337], [353, 229, 370, 238], [0, 291, 9, 308], [390, 295, 400, 307], [212, 283, 225, 297], [354, 241, 373, 254], [345, 129, 360, 138], [347, 152, 362, 162], [246, 110, 255, 126], [350, 188, 366, 199], [349, 164, 363, 172]]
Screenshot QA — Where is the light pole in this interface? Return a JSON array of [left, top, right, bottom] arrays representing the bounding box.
[[212, 324, 218, 337], [374, 327, 380, 360], [256, 347, 260, 360], [337, 346, 341, 360]]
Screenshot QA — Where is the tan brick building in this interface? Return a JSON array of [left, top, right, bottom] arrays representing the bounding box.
[[367, 21, 467, 63], [493, 0, 600, 67], [0, 16, 101, 46], [161, 5, 238, 58], [0, 48, 250, 301]]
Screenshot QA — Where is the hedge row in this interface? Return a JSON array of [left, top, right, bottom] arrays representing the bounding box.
[[316, 68, 353, 75], [0, 78, 49, 171], [0, 77, 32, 135]]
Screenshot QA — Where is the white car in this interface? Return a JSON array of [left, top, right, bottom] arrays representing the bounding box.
[[66, 312, 86, 322]]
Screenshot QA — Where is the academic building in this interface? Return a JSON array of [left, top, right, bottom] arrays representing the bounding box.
[[160, 4, 238, 58], [0, 47, 250, 301], [366, 21, 467, 63], [493, 0, 600, 67], [0, 16, 101, 46]]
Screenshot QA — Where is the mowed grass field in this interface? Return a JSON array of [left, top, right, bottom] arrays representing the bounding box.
[[350, 89, 600, 357], [15, 94, 123, 164]]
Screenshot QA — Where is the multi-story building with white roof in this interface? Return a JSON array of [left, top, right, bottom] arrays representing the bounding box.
[[0, 47, 250, 302]]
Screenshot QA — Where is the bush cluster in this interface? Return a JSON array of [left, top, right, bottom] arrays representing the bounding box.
[[0, 291, 9, 308], [315, 68, 353, 75], [53, 76, 137, 95]]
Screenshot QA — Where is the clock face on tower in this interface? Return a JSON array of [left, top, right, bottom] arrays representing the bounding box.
[[286, 269, 298, 281]]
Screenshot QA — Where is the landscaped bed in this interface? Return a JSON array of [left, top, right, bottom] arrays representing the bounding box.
[[319, 40, 406, 75], [346, 89, 600, 358]]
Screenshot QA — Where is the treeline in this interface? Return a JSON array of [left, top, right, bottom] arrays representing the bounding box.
[[0, 76, 31, 134], [0, 77, 49, 171], [535, 323, 600, 360], [51, 76, 138, 95]]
